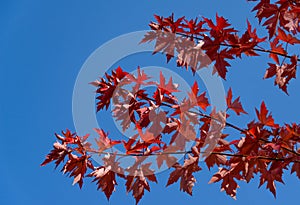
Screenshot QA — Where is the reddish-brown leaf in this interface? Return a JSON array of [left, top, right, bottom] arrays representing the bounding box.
[[62, 154, 93, 188], [277, 27, 300, 45], [291, 161, 300, 179], [166, 155, 201, 195], [41, 142, 68, 168], [226, 88, 248, 115], [94, 128, 121, 152], [209, 168, 242, 199], [269, 38, 286, 64], [92, 67, 129, 111], [205, 153, 227, 170], [188, 81, 210, 111], [126, 164, 157, 205], [259, 161, 287, 197], [89, 166, 118, 200], [255, 101, 278, 128], [214, 49, 233, 79], [264, 56, 297, 93]]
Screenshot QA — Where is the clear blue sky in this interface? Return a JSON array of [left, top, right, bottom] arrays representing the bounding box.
[[0, 0, 299, 205]]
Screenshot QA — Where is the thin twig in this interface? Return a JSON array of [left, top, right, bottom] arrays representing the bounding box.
[[88, 150, 300, 163]]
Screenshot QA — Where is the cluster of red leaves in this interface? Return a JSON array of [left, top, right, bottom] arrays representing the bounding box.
[[41, 130, 94, 188], [42, 66, 300, 203], [42, 1, 300, 204], [207, 101, 300, 198], [142, 0, 300, 93]]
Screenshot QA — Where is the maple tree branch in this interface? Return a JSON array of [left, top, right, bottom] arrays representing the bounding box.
[[175, 32, 300, 62], [196, 112, 300, 157], [141, 96, 300, 157], [88, 150, 300, 163]]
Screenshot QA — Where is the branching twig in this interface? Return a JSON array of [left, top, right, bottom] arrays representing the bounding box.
[[88, 150, 300, 163]]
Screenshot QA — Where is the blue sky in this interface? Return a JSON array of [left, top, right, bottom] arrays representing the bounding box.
[[0, 0, 299, 205]]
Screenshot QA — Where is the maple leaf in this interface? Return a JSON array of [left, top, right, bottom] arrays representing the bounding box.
[[41, 141, 69, 168], [126, 163, 157, 205], [122, 134, 162, 155], [88, 154, 124, 200], [156, 152, 177, 168], [284, 7, 300, 34], [136, 127, 155, 143], [213, 49, 234, 79], [166, 155, 201, 195], [291, 160, 300, 179], [183, 18, 207, 36], [94, 128, 121, 152], [140, 163, 158, 183], [205, 153, 227, 170], [92, 66, 129, 111], [259, 161, 287, 197], [264, 55, 297, 93], [188, 81, 210, 111], [55, 129, 77, 145], [176, 36, 211, 73], [269, 38, 287, 64], [227, 20, 266, 57], [122, 135, 144, 155], [62, 154, 94, 188], [277, 27, 300, 45], [203, 13, 237, 38], [255, 101, 279, 128], [252, 0, 289, 38], [126, 66, 154, 91], [226, 88, 248, 115], [89, 166, 118, 200], [157, 71, 179, 94], [209, 167, 242, 199], [151, 30, 177, 62], [113, 103, 134, 131], [166, 163, 183, 186]]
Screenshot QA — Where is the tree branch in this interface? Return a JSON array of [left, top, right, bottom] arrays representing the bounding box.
[[88, 150, 300, 163], [141, 96, 300, 157], [175, 32, 300, 62]]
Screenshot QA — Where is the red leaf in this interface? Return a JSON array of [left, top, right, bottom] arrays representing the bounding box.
[[259, 161, 287, 197], [126, 66, 154, 91], [166, 163, 183, 186], [62, 154, 93, 188], [166, 155, 201, 195], [56, 129, 77, 145], [269, 38, 286, 64], [94, 128, 121, 152], [264, 56, 297, 93], [158, 71, 179, 94], [41, 142, 68, 168], [93, 67, 129, 111], [291, 161, 300, 179], [255, 101, 278, 128], [209, 167, 242, 199], [88, 154, 124, 200], [188, 81, 210, 111], [204, 14, 236, 33], [89, 166, 118, 200], [226, 88, 248, 115], [214, 49, 233, 79], [252, 0, 290, 39], [126, 165, 157, 205], [277, 27, 300, 45], [205, 153, 227, 170]]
